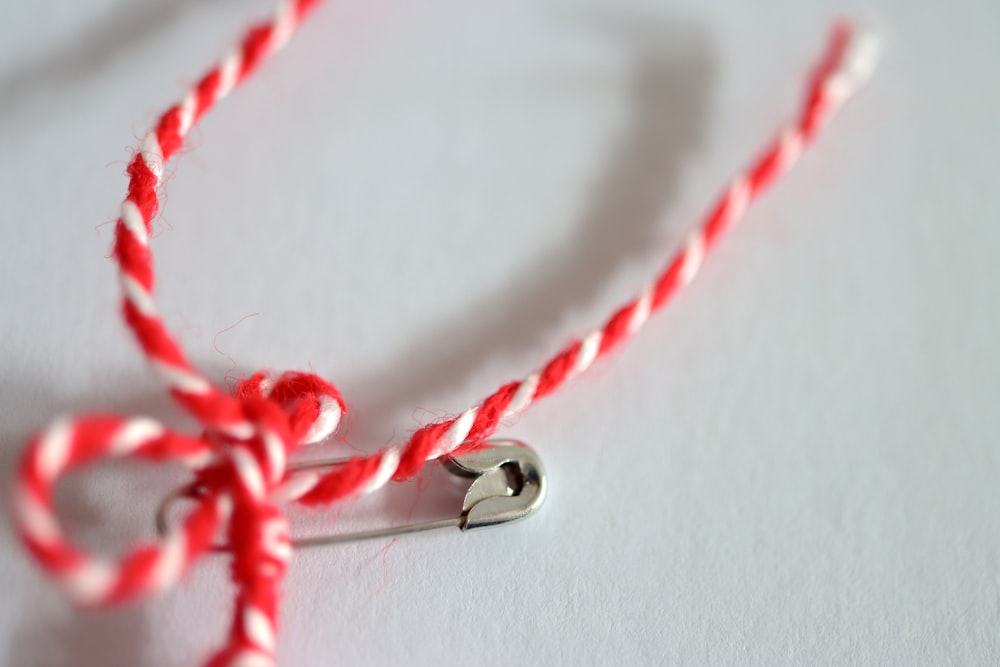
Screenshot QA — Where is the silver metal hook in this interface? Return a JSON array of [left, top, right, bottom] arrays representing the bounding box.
[[154, 439, 546, 548]]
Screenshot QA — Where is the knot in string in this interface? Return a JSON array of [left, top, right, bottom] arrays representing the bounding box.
[[176, 370, 347, 664], [234, 370, 345, 447]]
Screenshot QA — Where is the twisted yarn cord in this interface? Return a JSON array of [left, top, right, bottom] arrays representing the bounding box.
[[12, 1, 878, 664]]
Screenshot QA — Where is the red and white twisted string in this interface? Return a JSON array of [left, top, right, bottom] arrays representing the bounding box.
[[12, 2, 878, 665]]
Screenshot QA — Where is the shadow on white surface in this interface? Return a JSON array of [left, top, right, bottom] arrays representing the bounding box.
[[347, 11, 715, 449], [0, 0, 233, 132]]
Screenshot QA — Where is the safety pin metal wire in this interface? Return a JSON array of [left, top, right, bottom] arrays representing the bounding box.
[[155, 439, 546, 548]]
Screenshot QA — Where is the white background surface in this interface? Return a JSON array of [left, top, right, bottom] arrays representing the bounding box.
[[1, 1, 997, 665]]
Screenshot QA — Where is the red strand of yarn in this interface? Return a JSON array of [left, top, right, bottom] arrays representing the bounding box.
[[11, 3, 876, 665]]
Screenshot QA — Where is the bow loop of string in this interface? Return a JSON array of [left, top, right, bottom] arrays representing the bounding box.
[[18, 366, 369, 664]]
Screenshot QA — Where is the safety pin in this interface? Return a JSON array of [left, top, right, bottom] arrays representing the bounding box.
[[155, 439, 546, 547]]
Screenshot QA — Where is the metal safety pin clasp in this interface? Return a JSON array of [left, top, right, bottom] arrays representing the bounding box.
[[155, 439, 546, 548]]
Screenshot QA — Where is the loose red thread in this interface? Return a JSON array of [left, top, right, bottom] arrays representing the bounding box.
[[213, 312, 262, 390], [12, 2, 877, 665]]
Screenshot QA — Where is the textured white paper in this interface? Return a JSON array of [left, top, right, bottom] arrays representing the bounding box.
[[1, 1, 997, 665]]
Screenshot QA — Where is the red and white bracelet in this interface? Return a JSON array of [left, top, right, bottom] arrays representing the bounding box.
[[12, 2, 878, 665]]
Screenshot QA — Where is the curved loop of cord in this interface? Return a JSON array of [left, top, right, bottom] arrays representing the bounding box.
[[12, 1, 878, 665]]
